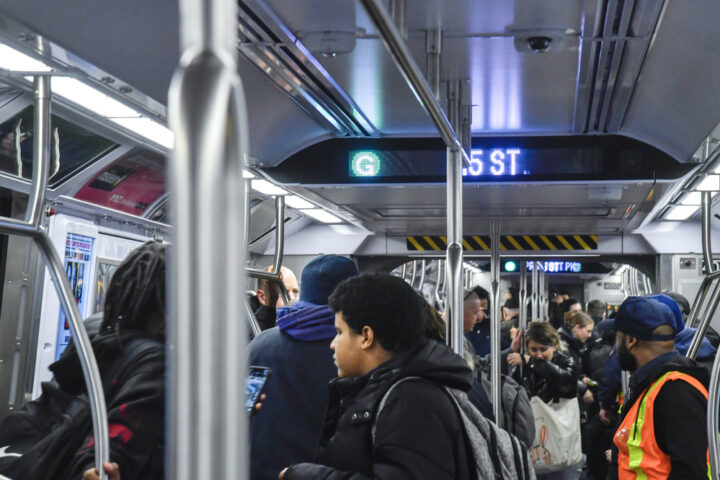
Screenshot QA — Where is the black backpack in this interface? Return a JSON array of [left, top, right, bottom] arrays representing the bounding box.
[[0, 337, 161, 480]]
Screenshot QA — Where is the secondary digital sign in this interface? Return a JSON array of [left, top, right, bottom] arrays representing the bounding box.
[[528, 261, 583, 273], [501, 260, 584, 274]]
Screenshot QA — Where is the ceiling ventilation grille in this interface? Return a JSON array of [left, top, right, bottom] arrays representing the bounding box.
[[573, 0, 666, 134], [237, 0, 378, 137]]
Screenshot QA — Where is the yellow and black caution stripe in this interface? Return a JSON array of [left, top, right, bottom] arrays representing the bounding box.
[[406, 234, 598, 251]]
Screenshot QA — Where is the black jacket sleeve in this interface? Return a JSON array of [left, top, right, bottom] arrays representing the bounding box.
[[654, 380, 708, 480], [286, 381, 467, 480], [530, 354, 578, 399]]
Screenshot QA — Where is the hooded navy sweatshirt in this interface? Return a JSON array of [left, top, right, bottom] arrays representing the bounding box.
[[247, 301, 338, 480]]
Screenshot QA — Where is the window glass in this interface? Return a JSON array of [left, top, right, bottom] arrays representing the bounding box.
[[0, 106, 118, 186]]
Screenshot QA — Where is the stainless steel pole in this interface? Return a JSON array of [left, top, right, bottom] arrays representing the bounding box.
[[687, 271, 720, 328], [688, 280, 720, 360], [359, 0, 471, 166], [243, 295, 261, 337], [707, 348, 720, 479], [445, 147, 464, 356], [410, 260, 418, 288], [519, 260, 528, 332], [538, 262, 546, 321], [490, 222, 502, 427], [35, 68, 109, 477], [272, 196, 289, 305], [417, 259, 426, 292], [26, 74, 51, 227], [0, 68, 111, 478], [169, 0, 248, 476], [389, 0, 407, 39], [425, 30, 441, 100], [531, 261, 539, 322], [703, 191, 715, 274]]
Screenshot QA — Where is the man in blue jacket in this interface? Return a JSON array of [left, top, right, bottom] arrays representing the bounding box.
[[247, 255, 358, 480]]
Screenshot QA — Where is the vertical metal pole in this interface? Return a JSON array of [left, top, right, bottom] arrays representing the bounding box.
[[425, 30, 442, 100], [707, 348, 720, 479], [417, 259, 426, 292], [169, 0, 247, 476], [33, 64, 110, 478], [703, 191, 715, 274], [272, 196, 285, 274], [519, 261, 528, 332], [447, 80, 461, 134], [410, 260, 418, 287], [538, 262, 546, 321], [445, 148, 464, 356], [27, 76, 51, 227], [531, 261, 539, 322], [460, 79, 471, 155], [490, 222, 502, 427], [389, 0, 407, 40], [688, 281, 720, 359]]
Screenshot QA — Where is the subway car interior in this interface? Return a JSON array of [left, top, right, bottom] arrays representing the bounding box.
[[0, 0, 719, 478]]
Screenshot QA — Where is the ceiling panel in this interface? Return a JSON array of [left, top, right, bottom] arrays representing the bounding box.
[[620, 0, 720, 161], [305, 181, 664, 235]]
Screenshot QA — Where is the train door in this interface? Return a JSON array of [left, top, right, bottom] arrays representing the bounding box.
[[31, 213, 144, 397]]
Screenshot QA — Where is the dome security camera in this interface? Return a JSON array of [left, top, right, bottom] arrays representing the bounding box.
[[526, 36, 553, 53]]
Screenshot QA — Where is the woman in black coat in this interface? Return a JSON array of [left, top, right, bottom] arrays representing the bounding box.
[[507, 321, 578, 403]]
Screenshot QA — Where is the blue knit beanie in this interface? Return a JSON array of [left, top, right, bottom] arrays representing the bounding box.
[[300, 255, 359, 305]]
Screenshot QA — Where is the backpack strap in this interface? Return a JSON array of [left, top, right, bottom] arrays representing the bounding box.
[[102, 336, 163, 390]]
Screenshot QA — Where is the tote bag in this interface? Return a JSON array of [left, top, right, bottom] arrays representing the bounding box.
[[528, 396, 582, 474]]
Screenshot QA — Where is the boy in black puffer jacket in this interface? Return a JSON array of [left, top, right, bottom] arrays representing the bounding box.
[[280, 274, 475, 480]]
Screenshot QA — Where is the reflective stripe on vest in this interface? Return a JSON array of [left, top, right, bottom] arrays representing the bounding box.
[[613, 371, 710, 480]]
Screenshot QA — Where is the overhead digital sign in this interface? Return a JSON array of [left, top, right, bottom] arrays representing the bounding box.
[[351, 148, 526, 178], [266, 136, 693, 185]]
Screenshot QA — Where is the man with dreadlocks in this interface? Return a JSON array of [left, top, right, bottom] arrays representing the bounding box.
[[52, 240, 167, 480]]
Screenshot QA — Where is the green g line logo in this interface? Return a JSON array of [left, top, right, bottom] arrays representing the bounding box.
[[351, 151, 381, 177]]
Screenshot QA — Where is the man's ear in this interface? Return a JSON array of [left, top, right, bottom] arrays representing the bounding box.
[[256, 289, 267, 306], [625, 335, 638, 350], [360, 325, 375, 350]]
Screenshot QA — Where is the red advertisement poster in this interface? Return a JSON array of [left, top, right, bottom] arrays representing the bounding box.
[[74, 150, 166, 216]]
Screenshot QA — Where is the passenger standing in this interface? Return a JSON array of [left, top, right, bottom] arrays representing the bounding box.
[[280, 274, 475, 480], [254, 265, 300, 331], [247, 255, 357, 480], [558, 312, 595, 403], [609, 296, 710, 479], [508, 322, 580, 480], [586, 299, 606, 325], [463, 288, 490, 355]]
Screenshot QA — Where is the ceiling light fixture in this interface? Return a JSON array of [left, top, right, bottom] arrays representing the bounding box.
[[665, 205, 699, 221], [251, 179, 287, 196], [302, 208, 342, 224]]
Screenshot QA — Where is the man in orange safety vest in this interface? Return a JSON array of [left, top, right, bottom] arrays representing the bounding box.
[[609, 295, 710, 480]]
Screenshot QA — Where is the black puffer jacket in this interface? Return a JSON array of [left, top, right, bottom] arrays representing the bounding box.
[[285, 340, 475, 480], [513, 350, 578, 403]]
